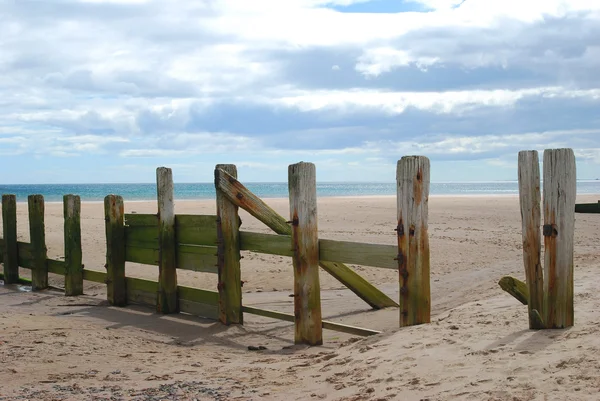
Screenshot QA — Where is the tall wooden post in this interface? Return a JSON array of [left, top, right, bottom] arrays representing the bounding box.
[[64, 195, 83, 296], [28, 195, 48, 291], [396, 156, 431, 327], [289, 162, 322, 345], [156, 167, 178, 313], [215, 164, 242, 325], [543, 148, 576, 328], [104, 195, 127, 306], [518, 151, 544, 329], [2, 195, 19, 284]]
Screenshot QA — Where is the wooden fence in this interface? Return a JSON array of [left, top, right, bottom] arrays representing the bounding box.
[[0, 157, 432, 346], [500, 148, 578, 330]]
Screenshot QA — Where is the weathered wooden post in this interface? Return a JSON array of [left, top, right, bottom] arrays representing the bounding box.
[[64, 195, 83, 296], [28, 195, 48, 291], [289, 162, 323, 345], [215, 164, 242, 325], [543, 148, 576, 328], [517, 151, 544, 328], [2, 195, 19, 284], [104, 195, 127, 306], [396, 156, 431, 327], [156, 167, 178, 313]]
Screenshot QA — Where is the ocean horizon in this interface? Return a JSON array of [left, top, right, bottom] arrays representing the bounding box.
[[0, 181, 599, 203]]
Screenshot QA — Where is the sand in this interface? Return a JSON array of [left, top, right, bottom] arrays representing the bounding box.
[[1, 194, 599, 400]]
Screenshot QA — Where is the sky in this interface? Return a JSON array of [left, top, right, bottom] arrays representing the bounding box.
[[1, 0, 599, 184]]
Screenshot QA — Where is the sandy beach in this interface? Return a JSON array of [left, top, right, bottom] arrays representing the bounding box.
[[1, 194, 599, 400]]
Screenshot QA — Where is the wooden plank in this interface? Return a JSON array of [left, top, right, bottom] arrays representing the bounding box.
[[64, 195, 83, 296], [178, 285, 219, 305], [239, 231, 293, 257], [289, 162, 323, 345], [397, 156, 431, 327], [125, 213, 158, 227], [498, 276, 529, 305], [17, 241, 34, 268], [28, 195, 48, 291], [215, 167, 291, 235], [2, 195, 19, 284], [124, 226, 158, 244], [176, 215, 218, 246], [48, 259, 66, 275], [156, 167, 178, 313], [215, 164, 242, 325], [105, 195, 127, 306], [518, 150, 544, 329], [215, 167, 397, 310], [180, 299, 219, 320], [575, 201, 600, 214], [125, 246, 159, 265], [319, 239, 397, 269], [242, 306, 380, 337], [543, 148, 576, 329], [177, 245, 218, 273], [83, 269, 107, 284]]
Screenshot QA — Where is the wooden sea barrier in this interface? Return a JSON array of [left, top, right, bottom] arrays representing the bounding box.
[[575, 200, 600, 214], [104, 195, 127, 306], [64, 195, 83, 296], [517, 150, 544, 329], [28, 195, 48, 291], [156, 167, 178, 313], [289, 162, 323, 345], [505, 148, 577, 329], [214, 167, 398, 310], [543, 148, 576, 328], [215, 164, 242, 325], [2, 195, 19, 284], [396, 156, 431, 327]]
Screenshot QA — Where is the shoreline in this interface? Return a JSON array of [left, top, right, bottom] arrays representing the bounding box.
[[13, 192, 599, 205]]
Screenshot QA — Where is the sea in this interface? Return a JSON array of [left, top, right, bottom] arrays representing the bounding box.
[[0, 181, 599, 203]]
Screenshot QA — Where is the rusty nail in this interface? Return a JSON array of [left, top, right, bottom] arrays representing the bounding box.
[[236, 192, 243, 200]]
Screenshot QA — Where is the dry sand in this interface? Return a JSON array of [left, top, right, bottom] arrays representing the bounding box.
[[1, 194, 599, 400]]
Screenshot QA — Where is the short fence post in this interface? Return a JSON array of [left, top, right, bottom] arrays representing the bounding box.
[[543, 148, 576, 328], [289, 162, 323, 345], [28, 195, 48, 291], [215, 164, 242, 325], [64, 195, 83, 296], [156, 167, 178, 313], [2, 195, 19, 284], [396, 156, 431, 327], [104, 195, 127, 306], [518, 151, 544, 329]]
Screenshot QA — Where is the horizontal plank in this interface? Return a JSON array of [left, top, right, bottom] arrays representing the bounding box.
[[242, 306, 380, 337], [125, 246, 159, 265], [125, 213, 158, 227], [176, 215, 218, 246], [83, 269, 107, 284], [321, 320, 381, 337], [239, 231, 293, 257], [124, 278, 219, 319], [575, 201, 600, 214], [180, 299, 219, 320], [178, 245, 218, 273], [47, 259, 66, 275], [125, 225, 158, 244], [17, 241, 34, 269], [178, 286, 219, 305], [239, 231, 398, 269], [176, 214, 218, 227], [319, 239, 398, 270], [124, 243, 218, 273]]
